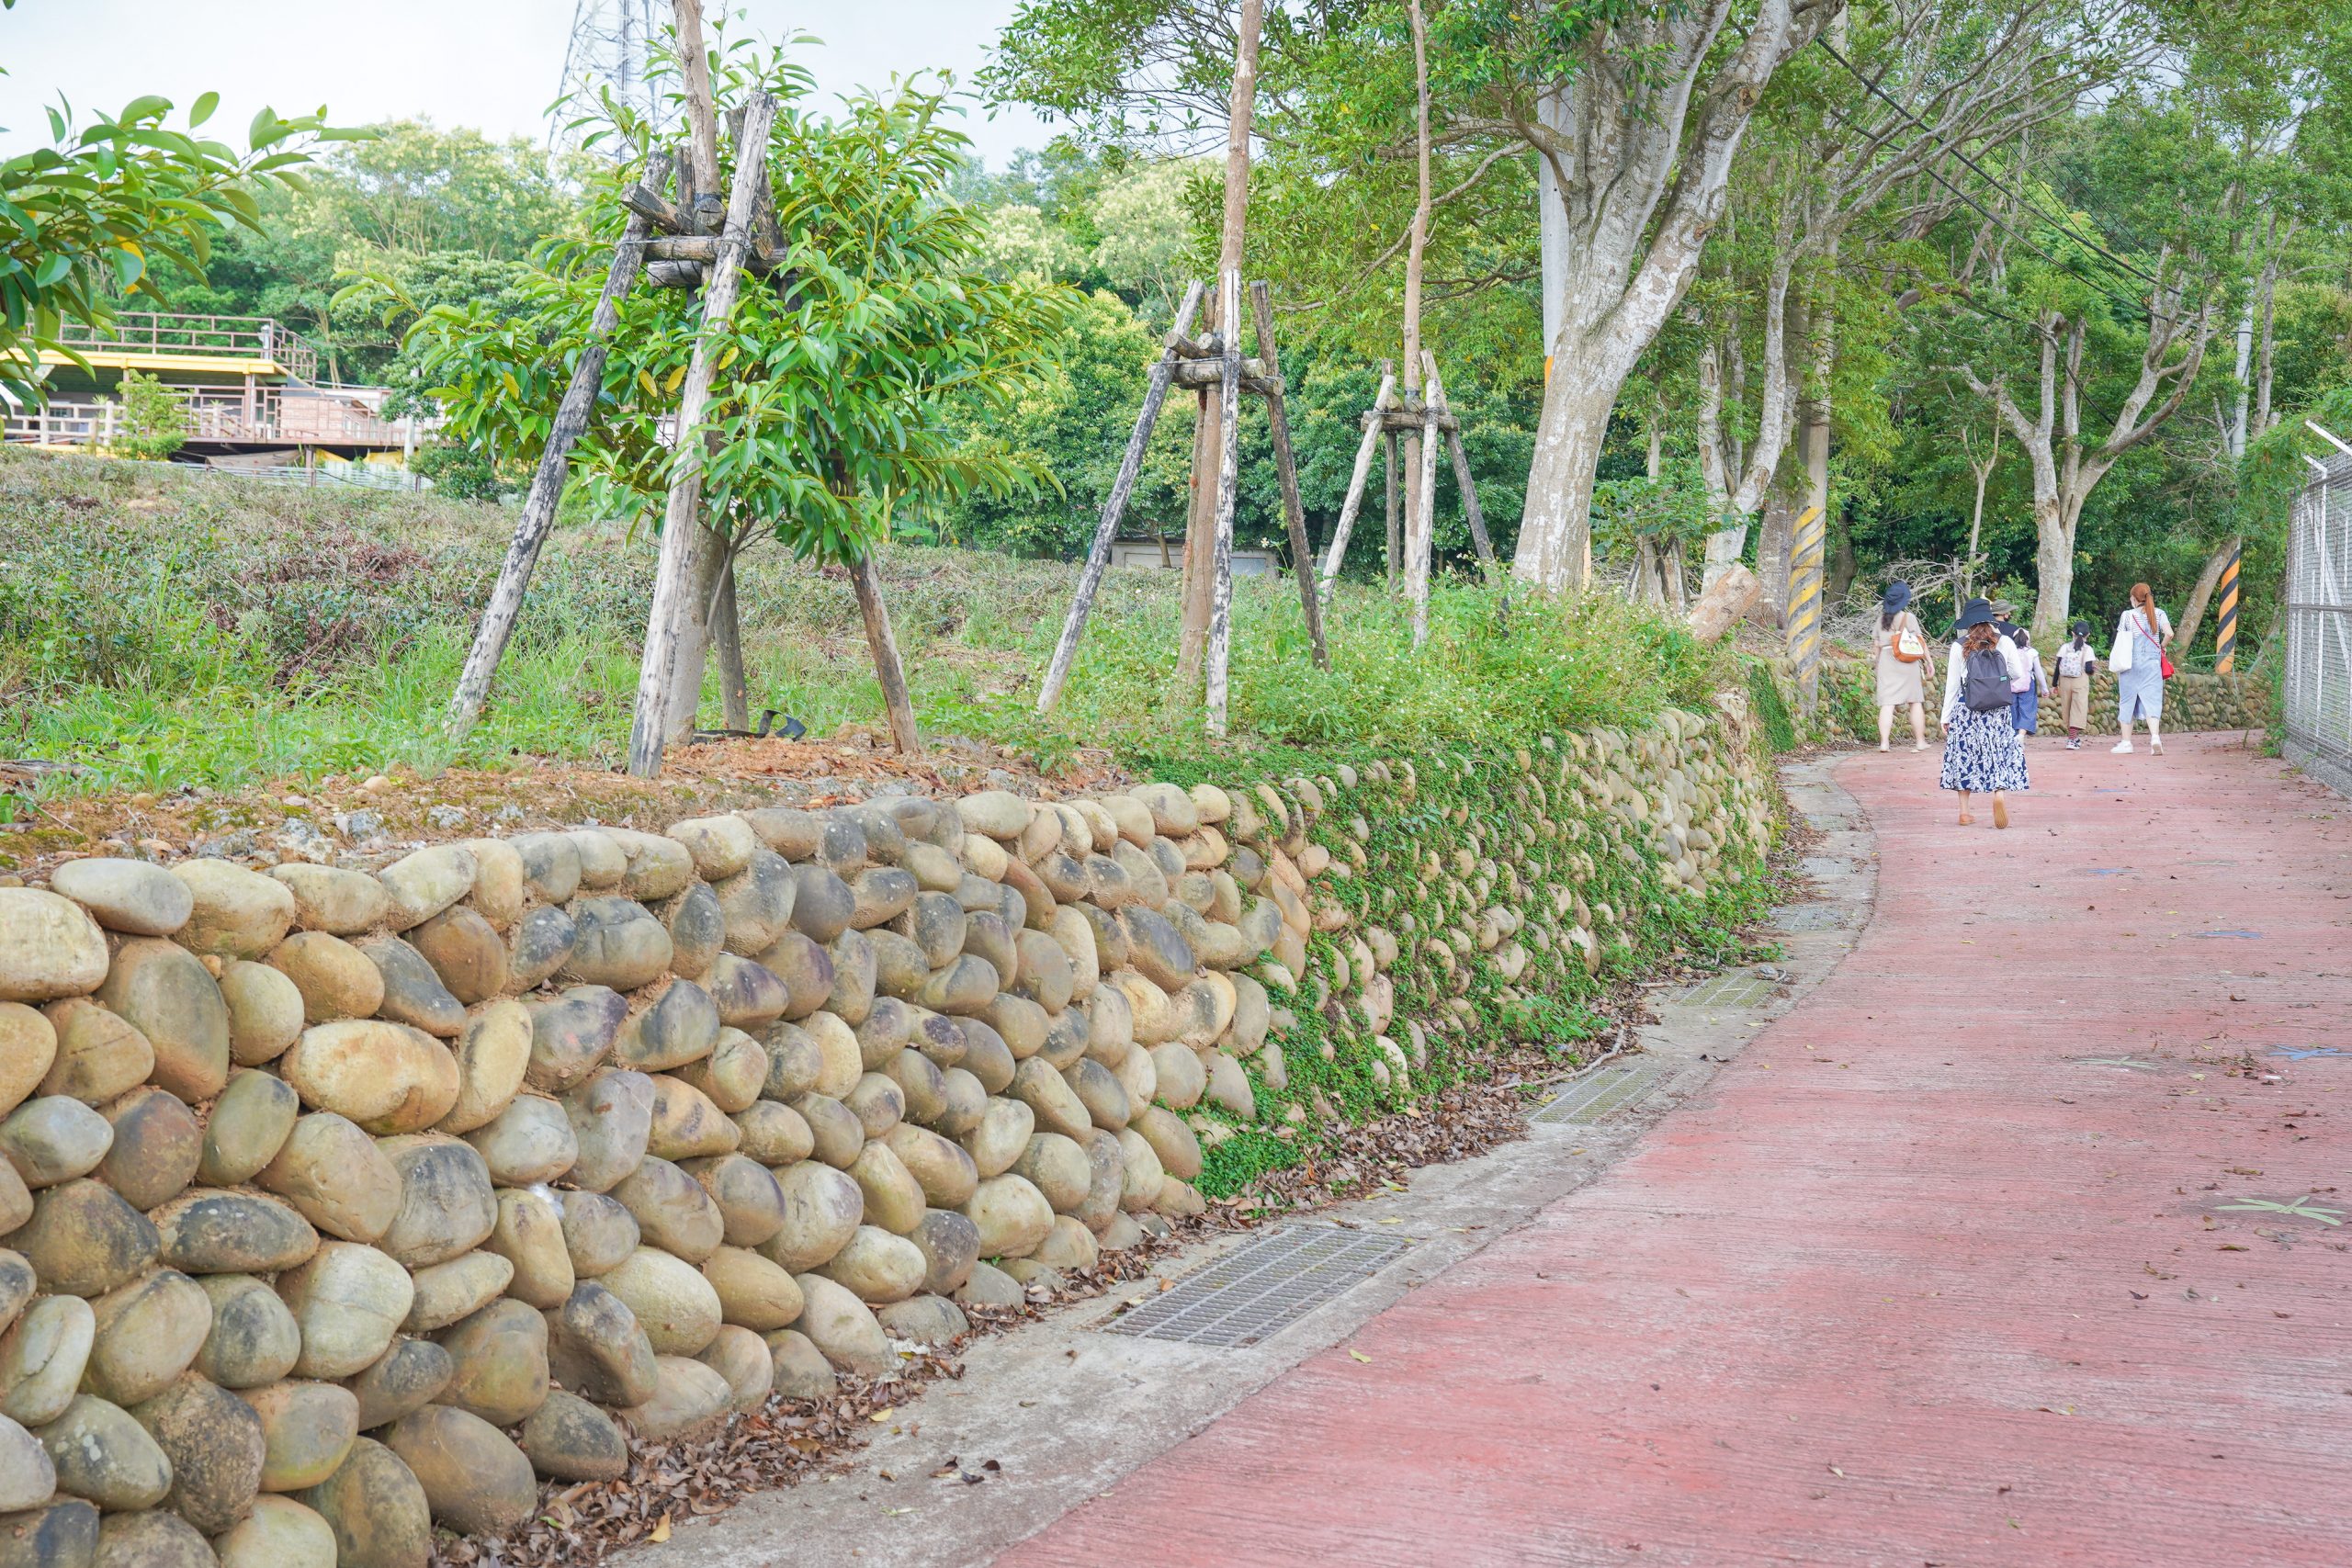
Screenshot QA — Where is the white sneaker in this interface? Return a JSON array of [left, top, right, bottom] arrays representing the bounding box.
[[2110, 740, 2133, 753]]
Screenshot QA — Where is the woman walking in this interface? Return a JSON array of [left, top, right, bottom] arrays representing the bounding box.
[[1939, 597, 2030, 827], [2109, 581, 2174, 755], [1873, 581, 1933, 752]]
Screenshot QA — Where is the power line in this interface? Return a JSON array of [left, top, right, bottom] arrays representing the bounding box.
[[1812, 35, 2189, 325], [1815, 36, 2165, 289]]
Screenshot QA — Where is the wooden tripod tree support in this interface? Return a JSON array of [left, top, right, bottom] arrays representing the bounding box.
[[1035, 271, 1327, 726], [1320, 349, 1498, 643], [445, 152, 672, 742], [626, 90, 778, 779], [446, 0, 922, 774]]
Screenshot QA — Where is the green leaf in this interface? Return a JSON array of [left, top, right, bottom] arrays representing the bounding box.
[[189, 91, 220, 128], [31, 253, 71, 288]]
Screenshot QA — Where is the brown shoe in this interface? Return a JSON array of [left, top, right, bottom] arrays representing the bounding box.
[[1958, 812, 1975, 826], [1992, 797, 2009, 829]]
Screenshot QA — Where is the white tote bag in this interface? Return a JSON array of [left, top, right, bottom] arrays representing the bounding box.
[[2108, 621, 2135, 674]]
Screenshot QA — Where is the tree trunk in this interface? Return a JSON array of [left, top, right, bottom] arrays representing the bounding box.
[[1175, 0, 1262, 694], [2230, 304, 2253, 459], [1629, 536, 1662, 604], [1826, 520, 1858, 605], [662, 518, 727, 741], [1510, 0, 1830, 593], [2030, 494, 2073, 653], [1204, 270, 1245, 735], [1408, 400, 1440, 649], [625, 91, 775, 778], [447, 153, 667, 741], [1756, 485, 1800, 626], [2175, 533, 2241, 658], [2256, 255, 2279, 435], [1397, 0, 1433, 609], [713, 552, 749, 731], [849, 554, 921, 755], [671, 0, 720, 213], [1516, 373, 1620, 592]]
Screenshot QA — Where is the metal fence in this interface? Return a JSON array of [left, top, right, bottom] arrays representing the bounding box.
[[2286, 447, 2352, 796]]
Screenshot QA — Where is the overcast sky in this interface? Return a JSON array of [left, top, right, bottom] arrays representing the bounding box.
[[0, 0, 1057, 167]]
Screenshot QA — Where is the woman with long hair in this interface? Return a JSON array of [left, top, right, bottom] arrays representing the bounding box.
[[2109, 581, 2174, 754], [1872, 580, 1933, 752], [1939, 597, 2030, 827]]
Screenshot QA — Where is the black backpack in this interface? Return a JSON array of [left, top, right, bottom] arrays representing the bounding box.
[[1964, 647, 2012, 712]]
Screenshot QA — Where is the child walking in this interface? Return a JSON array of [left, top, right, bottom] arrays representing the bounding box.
[[2052, 621, 2098, 749]]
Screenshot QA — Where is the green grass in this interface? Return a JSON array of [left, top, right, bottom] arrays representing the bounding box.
[[2, 449, 1743, 794]]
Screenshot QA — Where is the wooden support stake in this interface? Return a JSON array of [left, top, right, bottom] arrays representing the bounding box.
[[1318, 368, 1396, 604], [1425, 355, 1507, 625], [447, 152, 670, 741], [1250, 280, 1327, 670], [1204, 269, 1245, 737], [1036, 282, 1205, 715], [673, 0, 722, 227], [626, 91, 775, 779], [1408, 392, 1440, 649], [1422, 355, 1495, 568], [848, 553, 922, 755], [619, 182, 696, 235]]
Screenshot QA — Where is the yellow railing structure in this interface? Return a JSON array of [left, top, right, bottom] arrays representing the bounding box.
[[44, 312, 323, 381]]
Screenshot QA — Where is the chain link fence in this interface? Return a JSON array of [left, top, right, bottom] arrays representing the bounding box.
[[2286, 448, 2352, 796]]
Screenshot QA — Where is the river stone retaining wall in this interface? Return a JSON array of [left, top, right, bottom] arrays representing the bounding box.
[[0, 703, 1770, 1565]]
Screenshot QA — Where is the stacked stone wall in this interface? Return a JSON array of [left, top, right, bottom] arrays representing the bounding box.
[[0, 702, 1772, 1565]]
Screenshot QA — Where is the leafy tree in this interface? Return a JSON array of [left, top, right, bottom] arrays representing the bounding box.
[[108, 368, 185, 460], [0, 89, 347, 407], [384, 40, 1071, 570]]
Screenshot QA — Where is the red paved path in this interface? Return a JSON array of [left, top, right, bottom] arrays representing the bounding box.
[[1001, 735, 2352, 1566]]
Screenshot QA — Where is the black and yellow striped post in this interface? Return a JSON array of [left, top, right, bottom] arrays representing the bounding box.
[[1787, 503, 1827, 716], [2214, 540, 2242, 674]]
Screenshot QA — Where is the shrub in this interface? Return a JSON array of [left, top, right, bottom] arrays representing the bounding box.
[[109, 370, 187, 462]]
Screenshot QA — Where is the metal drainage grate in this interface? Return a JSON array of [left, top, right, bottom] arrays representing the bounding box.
[[1533, 1059, 1666, 1125], [1101, 1224, 1408, 1348], [1680, 973, 1772, 1009]]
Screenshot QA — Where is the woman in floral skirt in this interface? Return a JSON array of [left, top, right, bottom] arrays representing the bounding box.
[[1939, 597, 2030, 828]]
